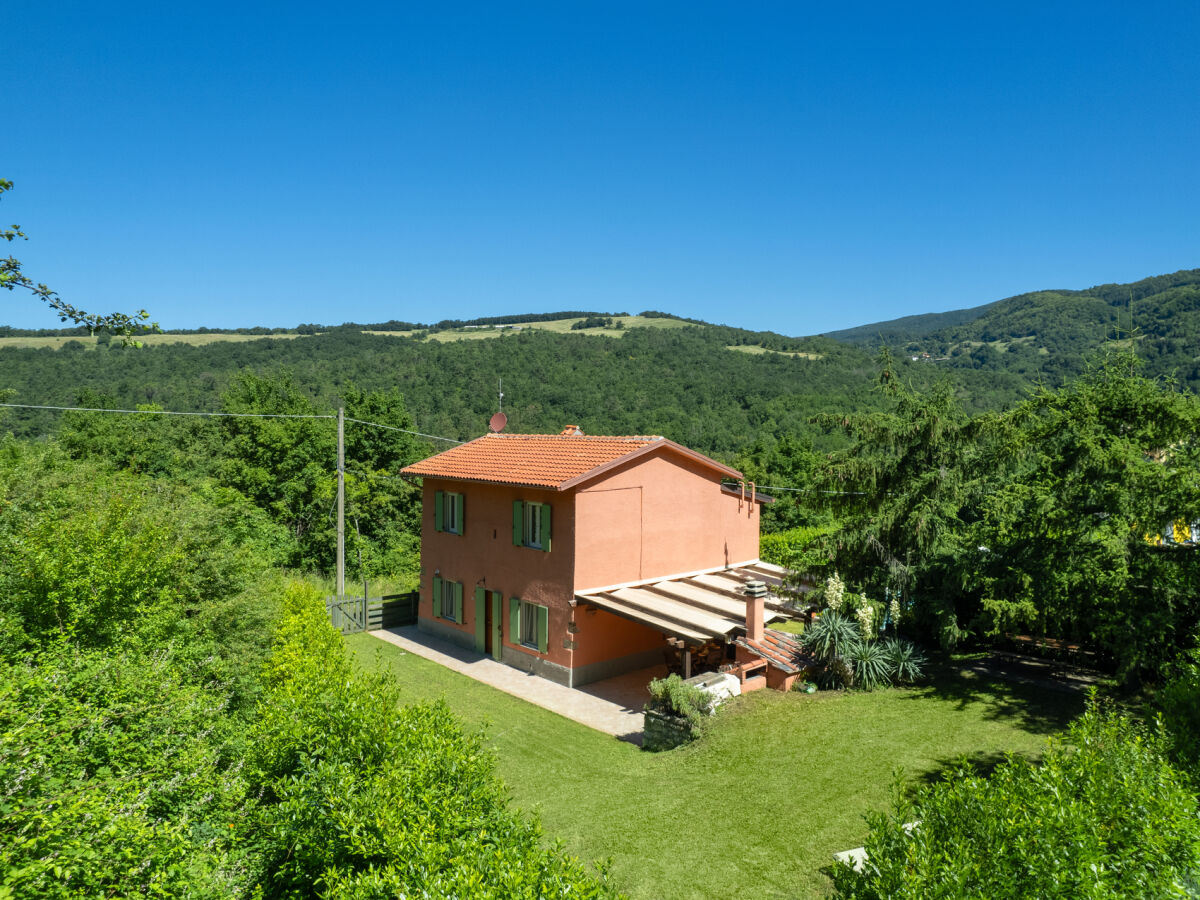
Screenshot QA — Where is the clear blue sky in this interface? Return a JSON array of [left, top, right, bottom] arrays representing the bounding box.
[[6, 1, 1199, 335]]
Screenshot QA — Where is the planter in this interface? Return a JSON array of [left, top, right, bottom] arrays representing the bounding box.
[[643, 708, 696, 752]]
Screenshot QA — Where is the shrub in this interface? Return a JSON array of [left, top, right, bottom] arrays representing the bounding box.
[[881, 637, 926, 684], [831, 701, 1200, 899], [248, 584, 622, 897], [850, 640, 892, 690], [646, 673, 715, 728], [802, 611, 860, 661], [1157, 649, 1200, 776]]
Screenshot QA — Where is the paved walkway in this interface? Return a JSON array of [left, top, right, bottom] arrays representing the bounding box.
[[371, 626, 657, 745]]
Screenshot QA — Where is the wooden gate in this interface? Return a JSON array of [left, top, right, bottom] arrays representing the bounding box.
[[326, 592, 418, 634]]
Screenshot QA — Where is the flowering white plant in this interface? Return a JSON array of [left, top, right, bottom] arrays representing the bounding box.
[[856, 603, 874, 639], [825, 572, 845, 611], [889, 598, 902, 625]]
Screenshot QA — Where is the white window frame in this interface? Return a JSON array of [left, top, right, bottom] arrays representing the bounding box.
[[519, 600, 540, 648], [523, 501, 542, 549], [441, 579, 459, 623], [444, 491, 462, 535]]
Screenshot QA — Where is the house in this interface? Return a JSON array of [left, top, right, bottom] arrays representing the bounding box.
[[400, 426, 807, 689]]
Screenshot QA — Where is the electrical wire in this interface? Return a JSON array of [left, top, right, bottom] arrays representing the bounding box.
[[0, 402, 463, 443]]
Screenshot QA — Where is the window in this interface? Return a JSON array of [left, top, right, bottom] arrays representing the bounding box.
[[520, 600, 540, 647], [431, 576, 462, 623], [524, 501, 542, 548], [511, 600, 552, 657], [512, 500, 551, 551], [435, 491, 464, 535], [509, 597, 549, 653]]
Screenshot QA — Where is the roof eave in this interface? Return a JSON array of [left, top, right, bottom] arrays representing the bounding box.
[[560, 439, 742, 490]]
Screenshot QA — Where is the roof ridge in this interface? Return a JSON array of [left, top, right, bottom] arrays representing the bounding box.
[[482, 432, 662, 441]]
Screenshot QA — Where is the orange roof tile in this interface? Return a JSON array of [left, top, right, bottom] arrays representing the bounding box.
[[735, 630, 815, 674], [401, 431, 741, 490]]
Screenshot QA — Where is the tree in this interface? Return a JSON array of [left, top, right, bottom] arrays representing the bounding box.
[[1, 179, 155, 339], [968, 359, 1200, 679], [831, 701, 1200, 899], [813, 350, 985, 647]]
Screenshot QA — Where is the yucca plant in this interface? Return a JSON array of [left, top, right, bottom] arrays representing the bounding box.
[[882, 637, 927, 684], [801, 611, 860, 662], [850, 640, 893, 690]]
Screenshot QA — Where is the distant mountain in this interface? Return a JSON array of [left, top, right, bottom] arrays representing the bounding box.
[[821, 268, 1200, 389]]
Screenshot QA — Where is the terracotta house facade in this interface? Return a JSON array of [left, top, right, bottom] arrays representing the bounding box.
[[401, 427, 796, 688]]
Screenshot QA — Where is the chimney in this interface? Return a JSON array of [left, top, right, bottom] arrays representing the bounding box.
[[744, 580, 767, 642], [560, 425, 583, 436]]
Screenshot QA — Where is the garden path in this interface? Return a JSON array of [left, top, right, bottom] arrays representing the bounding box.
[[371, 626, 652, 744]]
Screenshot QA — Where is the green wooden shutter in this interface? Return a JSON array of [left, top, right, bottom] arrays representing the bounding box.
[[509, 596, 520, 643], [474, 587, 486, 652], [490, 592, 503, 660], [540, 503, 552, 552], [434, 491, 445, 532], [432, 575, 442, 619], [453, 582, 463, 623], [512, 500, 523, 545], [455, 493, 465, 535], [536, 605, 549, 653]]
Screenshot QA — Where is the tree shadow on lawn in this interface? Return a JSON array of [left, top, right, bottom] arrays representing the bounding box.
[[910, 749, 1015, 790], [901, 661, 1087, 737]]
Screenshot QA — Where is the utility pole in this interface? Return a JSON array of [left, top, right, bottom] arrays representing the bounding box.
[[337, 406, 345, 600]]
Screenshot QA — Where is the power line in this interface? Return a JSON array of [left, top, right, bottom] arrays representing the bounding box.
[[0, 402, 333, 420], [344, 416, 462, 444], [0, 402, 463, 443]]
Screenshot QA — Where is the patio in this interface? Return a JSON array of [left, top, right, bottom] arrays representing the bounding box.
[[372, 625, 666, 745]]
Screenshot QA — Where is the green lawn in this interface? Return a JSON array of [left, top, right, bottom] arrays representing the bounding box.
[[347, 634, 1083, 900]]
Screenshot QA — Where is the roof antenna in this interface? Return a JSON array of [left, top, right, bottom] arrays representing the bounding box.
[[488, 377, 508, 433]]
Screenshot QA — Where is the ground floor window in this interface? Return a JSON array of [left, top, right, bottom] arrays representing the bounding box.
[[520, 601, 539, 647], [510, 597, 549, 653], [433, 576, 462, 623]]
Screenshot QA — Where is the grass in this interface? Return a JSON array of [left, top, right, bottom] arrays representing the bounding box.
[[1, 316, 695, 351], [0, 333, 308, 350], [347, 634, 1083, 900], [370, 315, 697, 343], [769, 620, 806, 635], [726, 345, 824, 360]]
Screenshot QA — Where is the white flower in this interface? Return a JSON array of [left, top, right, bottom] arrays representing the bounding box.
[[826, 572, 845, 611], [856, 603, 874, 638], [889, 598, 902, 624]]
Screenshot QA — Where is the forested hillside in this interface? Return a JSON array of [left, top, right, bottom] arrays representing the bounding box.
[[0, 319, 1032, 452], [824, 268, 1200, 389]]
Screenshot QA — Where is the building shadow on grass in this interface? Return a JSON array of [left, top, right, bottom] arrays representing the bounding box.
[[900, 660, 1087, 737]]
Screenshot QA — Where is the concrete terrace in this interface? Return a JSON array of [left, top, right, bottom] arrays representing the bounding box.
[[371, 626, 664, 745]]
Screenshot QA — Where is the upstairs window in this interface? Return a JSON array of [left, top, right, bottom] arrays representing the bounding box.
[[524, 501, 542, 548], [512, 500, 552, 551], [435, 491, 464, 535]]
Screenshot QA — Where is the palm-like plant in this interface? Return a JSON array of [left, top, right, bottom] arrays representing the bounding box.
[[882, 637, 927, 684], [851, 640, 893, 690], [801, 611, 860, 662]]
